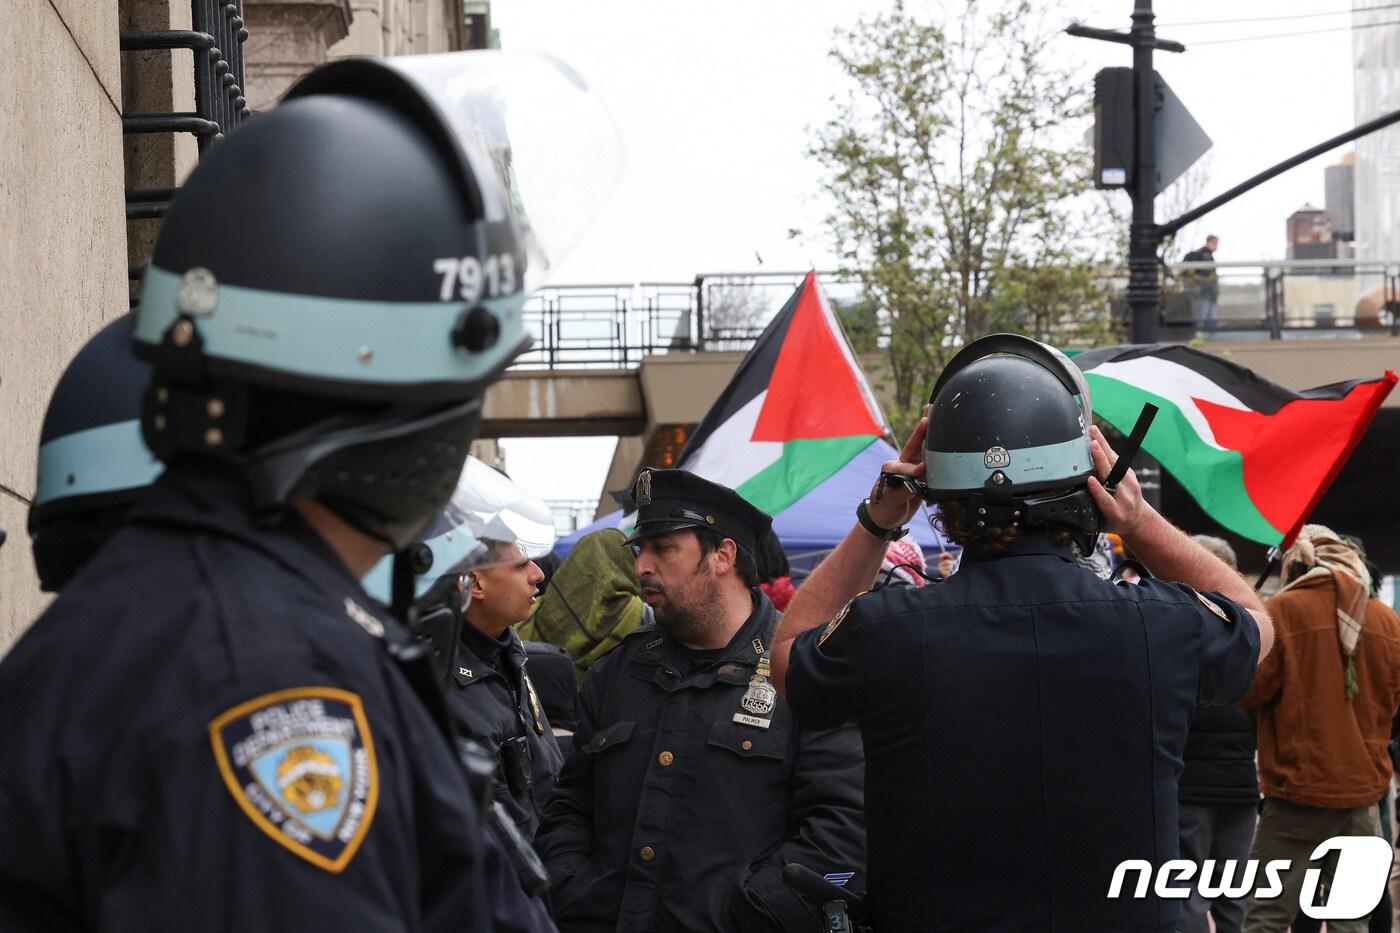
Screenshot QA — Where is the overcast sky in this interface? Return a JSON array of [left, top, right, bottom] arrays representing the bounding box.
[[491, 0, 1362, 505]]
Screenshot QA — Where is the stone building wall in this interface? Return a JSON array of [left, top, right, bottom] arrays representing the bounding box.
[[1, 0, 476, 656], [331, 0, 467, 59], [1, 0, 131, 651]]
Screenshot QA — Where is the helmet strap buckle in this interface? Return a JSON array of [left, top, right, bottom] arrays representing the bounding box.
[[142, 378, 248, 461]]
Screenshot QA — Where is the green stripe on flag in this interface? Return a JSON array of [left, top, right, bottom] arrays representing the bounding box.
[[738, 435, 879, 516], [1085, 373, 1283, 545]]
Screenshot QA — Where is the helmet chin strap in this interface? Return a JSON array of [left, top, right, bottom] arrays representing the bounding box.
[[961, 479, 1103, 557], [318, 494, 433, 552]]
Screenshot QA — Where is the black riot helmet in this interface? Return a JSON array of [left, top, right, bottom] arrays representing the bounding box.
[[925, 334, 1100, 548], [131, 51, 620, 548], [30, 315, 163, 591]]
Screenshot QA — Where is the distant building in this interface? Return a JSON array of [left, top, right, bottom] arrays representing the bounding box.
[[1286, 205, 1336, 260], [1353, 10, 1400, 260], [1325, 152, 1355, 241]]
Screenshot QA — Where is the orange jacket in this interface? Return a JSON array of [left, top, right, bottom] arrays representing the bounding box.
[[1241, 576, 1400, 808]]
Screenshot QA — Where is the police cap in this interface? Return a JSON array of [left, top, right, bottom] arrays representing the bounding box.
[[624, 469, 772, 557]]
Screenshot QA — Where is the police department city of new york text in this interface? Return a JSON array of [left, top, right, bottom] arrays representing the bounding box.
[[1108, 836, 1394, 921]]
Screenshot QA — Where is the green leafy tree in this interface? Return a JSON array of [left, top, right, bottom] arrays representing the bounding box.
[[809, 0, 1120, 435]]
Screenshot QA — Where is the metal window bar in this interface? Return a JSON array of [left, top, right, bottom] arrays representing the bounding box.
[[121, 0, 248, 222]]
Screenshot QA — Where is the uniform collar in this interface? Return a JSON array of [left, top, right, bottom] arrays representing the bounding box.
[[129, 458, 400, 641], [636, 588, 777, 681], [133, 459, 375, 598], [456, 620, 523, 682], [961, 531, 1079, 566]]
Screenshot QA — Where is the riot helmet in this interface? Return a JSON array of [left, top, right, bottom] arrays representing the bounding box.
[[362, 457, 555, 679], [132, 51, 620, 548], [925, 334, 1099, 547], [30, 315, 163, 591]]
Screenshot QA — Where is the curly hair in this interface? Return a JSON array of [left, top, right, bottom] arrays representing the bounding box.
[[935, 498, 1075, 560]]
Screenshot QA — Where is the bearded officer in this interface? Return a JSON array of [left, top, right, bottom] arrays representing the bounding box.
[[536, 469, 866, 932], [770, 334, 1273, 933], [0, 51, 620, 932]]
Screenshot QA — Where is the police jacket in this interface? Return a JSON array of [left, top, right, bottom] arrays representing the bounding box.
[[536, 589, 866, 933], [787, 533, 1260, 933], [1179, 704, 1259, 805], [0, 464, 555, 933], [447, 622, 564, 840]]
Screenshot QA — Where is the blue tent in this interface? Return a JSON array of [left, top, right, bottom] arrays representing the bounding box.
[[554, 439, 955, 563]]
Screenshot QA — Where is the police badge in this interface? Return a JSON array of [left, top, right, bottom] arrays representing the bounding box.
[[733, 656, 777, 729], [635, 469, 653, 507]]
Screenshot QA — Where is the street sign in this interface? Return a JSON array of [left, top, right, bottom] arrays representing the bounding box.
[[1154, 74, 1211, 193]]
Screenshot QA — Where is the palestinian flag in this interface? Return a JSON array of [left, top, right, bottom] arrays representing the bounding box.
[[676, 271, 888, 515], [1073, 344, 1396, 547]]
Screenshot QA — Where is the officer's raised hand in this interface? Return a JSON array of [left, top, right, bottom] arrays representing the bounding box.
[[773, 412, 928, 694], [1085, 425, 1148, 537], [864, 412, 929, 531]]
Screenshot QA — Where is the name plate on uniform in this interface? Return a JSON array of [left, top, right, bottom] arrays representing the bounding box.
[[732, 712, 772, 729]]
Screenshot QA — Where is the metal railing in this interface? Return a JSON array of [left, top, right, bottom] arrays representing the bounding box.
[[512, 272, 868, 370], [1160, 258, 1400, 340], [511, 261, 1400, 371]]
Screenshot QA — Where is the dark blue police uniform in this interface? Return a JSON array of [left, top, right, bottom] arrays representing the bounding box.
[[447, 623, 564, 840], [0, 465, 554, 932], [787, 533, 1260, 933], [537, 590, 867, 932]]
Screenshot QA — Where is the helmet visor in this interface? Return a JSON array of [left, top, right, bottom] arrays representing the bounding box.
[[383, 50, 624, 294], [362, 455, 556, 605]]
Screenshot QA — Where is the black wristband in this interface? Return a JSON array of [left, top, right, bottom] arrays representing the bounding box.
[[856, 498, 908, 541]]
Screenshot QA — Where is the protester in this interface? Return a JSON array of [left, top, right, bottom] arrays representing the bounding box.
[[757, 528, 797, 609], [1184, 235, 1221, 332], [518, 527, 645, 681], [1177, 534, 1258, 933], [880, 536, 928, 587], [0, 53, 576, 931], [523, 640, 580, 750], [537, 468, 866, 932], [770, 334, 1271, 932], [1240, 525, 1400, 933]]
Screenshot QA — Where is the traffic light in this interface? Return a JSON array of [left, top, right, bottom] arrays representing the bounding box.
[[1093, 67, 1133, 189]]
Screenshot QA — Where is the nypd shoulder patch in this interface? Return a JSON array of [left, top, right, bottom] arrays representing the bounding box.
[[818, 591, 868, 647], [1196, 591, 1232, 625], [209, 687, 378, 874]]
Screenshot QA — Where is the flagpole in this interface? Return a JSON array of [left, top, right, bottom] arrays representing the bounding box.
[[1254, 546, 1280, 591]]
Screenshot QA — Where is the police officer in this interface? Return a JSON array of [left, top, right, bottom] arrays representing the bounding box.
[[769, 334, 1274, 933], [27, 313, 162, 593], [453, 538, 564, 840], [0, 51, 617, 932], [363, 462, 564, 840], [536, 468, 866, 932]]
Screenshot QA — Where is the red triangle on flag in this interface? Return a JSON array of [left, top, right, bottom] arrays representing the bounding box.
[[751, 272, 885, 443], [1196, 372, 1396, 543]]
